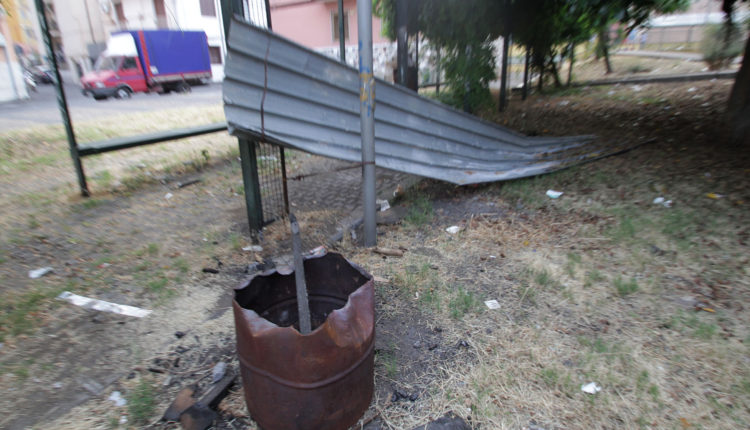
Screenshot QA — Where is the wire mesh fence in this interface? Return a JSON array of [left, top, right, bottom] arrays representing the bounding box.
[[255, 142, 288, 225]]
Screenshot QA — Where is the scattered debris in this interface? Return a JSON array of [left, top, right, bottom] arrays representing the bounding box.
[[307, 245, 326, 257], [376, 199, 391, 212], [546, 190, 563, 199], [28, 267, 53, 279], [201, 268, 219, 274], [211, 362, 227, 383], [445, 226, 461, 234], [484, 300, 501, 310], [177, 178, 202, 188], [165, 192, 173, 200], [706, 192, 724, 199], [108, 391, 127, 407], [581, 382, 601, 394], [57, 291, 152, 318], [391, 390, 419, 402], [175, 331, 186, 339], [652, 197, 673, 207], [167, 372, 236, 430], [242, 245, 263, 252], [373, 275, 389, 283], [374, 247, 404, 257]]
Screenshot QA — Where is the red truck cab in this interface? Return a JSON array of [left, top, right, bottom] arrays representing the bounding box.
[[81, 55, 148, 99]]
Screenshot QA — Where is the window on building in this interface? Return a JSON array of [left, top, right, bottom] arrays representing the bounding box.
[[200, 0, 216, 16], [209, 46, 222, 64], [331, 10, 349, 42], [115, 2, 127, 28]]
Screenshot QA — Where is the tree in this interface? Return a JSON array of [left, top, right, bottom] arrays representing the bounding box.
[[722, 0, 750, 146]]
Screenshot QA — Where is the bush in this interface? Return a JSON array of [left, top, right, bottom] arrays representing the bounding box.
[[437, 40, 496, 113], [700, 22, 745, 70]]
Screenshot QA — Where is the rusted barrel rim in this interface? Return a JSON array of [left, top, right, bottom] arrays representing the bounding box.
[[233, 251, 373, 337]]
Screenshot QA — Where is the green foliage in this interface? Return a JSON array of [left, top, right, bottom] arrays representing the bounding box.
[[127, 379, 156, 425], [701, 22, 746, 70], [437, 41, 496, 112], [614, 276, 639, 297]]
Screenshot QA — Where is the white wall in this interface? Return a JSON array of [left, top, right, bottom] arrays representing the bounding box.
[[0, 56, 29, 102]]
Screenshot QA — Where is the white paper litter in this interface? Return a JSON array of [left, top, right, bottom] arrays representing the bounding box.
[[57, 291, 152, 318], [581, 382, 601, 394], [108, 391, 127, 407], [484, 300, 501, 310], [653, 197, 672, 207], [242, 245, 263, 252], [164, 192, 173, 200], [546, 190, 563, 199], [446, 226, 461, 234], [28, 267, 53, 279], [376, 199, 391, 212]]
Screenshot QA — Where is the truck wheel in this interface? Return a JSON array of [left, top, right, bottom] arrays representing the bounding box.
[[115, 87, 132, 99], [93, 95, 107, 101], [176, 82, 191, 94]]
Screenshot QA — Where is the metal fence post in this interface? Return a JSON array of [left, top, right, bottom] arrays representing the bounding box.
[[357, 0, 376, 247], [239, 139, 264, 231], [338, 0, 346, 63], [34, 0, 89, 197], [221, 0, 265, 232]]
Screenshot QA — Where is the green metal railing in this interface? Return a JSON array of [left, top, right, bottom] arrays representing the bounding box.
[[34, 0, 280, 232]]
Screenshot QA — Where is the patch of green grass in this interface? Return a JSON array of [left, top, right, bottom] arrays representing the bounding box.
[[229, 233, 241, 250], [660, 208, 698, 249], [539, 368, 559, 387], [0, 285, 66, 341], [92, 170, 113, 189], [173, 257, 190, 274], [74, 198, 105, 211], [534, 269, 554, 287], [584, 269, 605, 288], [121, 173, 154, 192], [449, 286, 478, 319], [127, 378, 157, 426], [664, 311, 718, 340], [565, 252, 582, 277], [614, 276, 639, 297], [27, 214, 40, 229], [147, 243, 159, 256], [146, 275, 168, 293], [403, 194, 434, 226], [377, 349, 398, 379]]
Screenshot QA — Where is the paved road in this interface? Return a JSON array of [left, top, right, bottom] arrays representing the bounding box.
[[0, 81, 223, 132]]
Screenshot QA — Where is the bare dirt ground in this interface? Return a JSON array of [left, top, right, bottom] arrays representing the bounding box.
[[1, 56, 748, 429]]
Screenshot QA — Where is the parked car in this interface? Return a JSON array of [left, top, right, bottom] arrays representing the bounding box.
[[31, 65, 54, 84]]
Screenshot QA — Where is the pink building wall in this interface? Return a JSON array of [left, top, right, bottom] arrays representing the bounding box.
[[269, 0, 390, 49]]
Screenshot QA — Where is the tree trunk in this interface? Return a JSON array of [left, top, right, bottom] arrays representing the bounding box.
[[567, 43, 575, 86], [499, 34, 510, 111], [728, 34, 750, 147], [598, 29, 613, 74]]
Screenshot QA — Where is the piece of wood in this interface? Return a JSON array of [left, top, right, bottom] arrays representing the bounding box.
[[179, 404, 216, 430], [289, 213, 312, 334], [162, 385, 196, 421], [373, 247, 404, 257], [198, 371, 236, 409]]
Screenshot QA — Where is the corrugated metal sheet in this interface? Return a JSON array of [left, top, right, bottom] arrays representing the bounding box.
[[223, 18, 602, 185]]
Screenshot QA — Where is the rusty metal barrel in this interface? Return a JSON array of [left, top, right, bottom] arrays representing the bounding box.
[[233, 252, 374, 430]]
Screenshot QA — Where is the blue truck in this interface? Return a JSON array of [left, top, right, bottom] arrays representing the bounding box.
[[81, 30, 212, 100]]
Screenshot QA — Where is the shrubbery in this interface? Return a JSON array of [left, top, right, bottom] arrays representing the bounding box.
[[700, 22, 745, 70]]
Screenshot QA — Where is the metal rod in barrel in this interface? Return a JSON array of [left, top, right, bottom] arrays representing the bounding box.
[[289, 213, 312, 334]]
